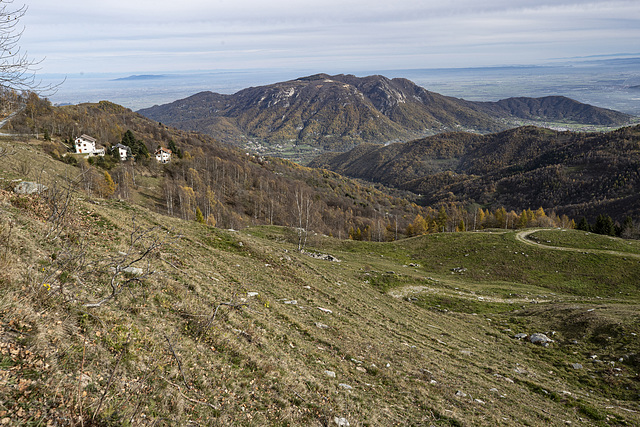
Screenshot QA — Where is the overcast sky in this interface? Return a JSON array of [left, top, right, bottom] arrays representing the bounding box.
[[17, 0, 640, 75]]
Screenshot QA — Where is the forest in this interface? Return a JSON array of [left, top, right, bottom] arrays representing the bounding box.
[[5, 92, 638, 242]]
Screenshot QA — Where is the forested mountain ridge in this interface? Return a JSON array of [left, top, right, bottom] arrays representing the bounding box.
[[138, 74, 634, 156], [1, 94, 433, 239], [310, 125, 640, 222], [471, 96, 632, 126]]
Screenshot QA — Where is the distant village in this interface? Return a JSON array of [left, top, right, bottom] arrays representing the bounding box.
[[73, 134, 172, 163]]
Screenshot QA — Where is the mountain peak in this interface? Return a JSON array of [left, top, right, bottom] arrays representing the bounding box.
[[138, 74, 635, 158]]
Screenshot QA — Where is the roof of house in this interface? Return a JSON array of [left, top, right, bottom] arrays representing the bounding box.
[[155, 147, 172, 154], [77, 134, 97, 143], [114, 143, 131, 150]]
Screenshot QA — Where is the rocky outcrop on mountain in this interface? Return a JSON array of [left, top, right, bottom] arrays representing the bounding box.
[[139, 74, 634, 151]]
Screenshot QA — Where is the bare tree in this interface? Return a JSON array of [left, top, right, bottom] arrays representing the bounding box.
[[0, 1, 60, 94], [294, 187, 313, 251]]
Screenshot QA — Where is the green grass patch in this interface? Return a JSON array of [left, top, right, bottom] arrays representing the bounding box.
[[529, 229, 640, 255], [413, 294, 519, 315]]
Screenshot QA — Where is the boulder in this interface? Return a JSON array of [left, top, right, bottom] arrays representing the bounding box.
[[122, 266, 144, 276], [529, 333, 554, 346], [13, 181, 47, 195]]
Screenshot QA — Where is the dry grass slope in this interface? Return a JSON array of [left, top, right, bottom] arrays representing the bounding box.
[[0, 137, 639, 426]]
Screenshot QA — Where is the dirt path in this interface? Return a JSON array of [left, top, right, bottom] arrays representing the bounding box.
[[389, 229, 640, 302], [515, 229, 640, 259], [387, 283, 550, 304]]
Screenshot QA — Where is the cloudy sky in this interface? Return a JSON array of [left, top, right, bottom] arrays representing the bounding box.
[[17, 0, 640, 75]]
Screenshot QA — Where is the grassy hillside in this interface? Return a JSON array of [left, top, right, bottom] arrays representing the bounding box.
[[1, 139, 639, 425]]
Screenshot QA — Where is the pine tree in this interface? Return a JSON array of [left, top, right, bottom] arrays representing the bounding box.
[[576, 217, 590, 232], [122, 130, 149, 160], [593, 214, 615, 236]]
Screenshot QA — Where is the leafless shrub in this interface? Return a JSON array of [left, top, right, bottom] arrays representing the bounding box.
[[0, 145, 15, 159], [15, 158, 31, 177], [40, 216, 177, 309], [0, 218, 14, 269]]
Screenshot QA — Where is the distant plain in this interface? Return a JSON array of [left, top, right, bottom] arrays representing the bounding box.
[[40, 57, 640, 115]]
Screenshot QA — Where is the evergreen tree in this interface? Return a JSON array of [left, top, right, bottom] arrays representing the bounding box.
[[122, 130, 149, 160], [592, 214, 615, 236], [576, 217, 591, 232], [168, 139, 183, 159]]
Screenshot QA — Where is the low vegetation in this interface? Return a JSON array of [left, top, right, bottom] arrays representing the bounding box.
[[1, 138, 639, 425]]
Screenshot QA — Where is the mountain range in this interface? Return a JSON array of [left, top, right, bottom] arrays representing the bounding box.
[[309, 125, 640, 221], [138, 74, 634, 152]]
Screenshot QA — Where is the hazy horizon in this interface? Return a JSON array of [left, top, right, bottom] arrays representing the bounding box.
[[39, 57, 640, 115]]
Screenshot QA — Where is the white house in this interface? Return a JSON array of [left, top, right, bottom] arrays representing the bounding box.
[[74, 134, 105, 156], [113, 143, 132, 161], [154, 147, 172, 164]]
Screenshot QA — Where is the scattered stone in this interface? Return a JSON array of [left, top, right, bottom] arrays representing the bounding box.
[[318, 307, 333, 314], [247, 292, 259, 297], [514, 333, 528, 340], [13, 181, 47, 195], [529, 333, 554, 346], [514, 367, 527, 375], [305, 251, 341, 262], [474, 399, 485, 404], [451, 267, 467, 274], [80, 374, 92, 388], [338, 383, 352, 390], [284, 300, 297, 305], [334, 417, 350, 426], [571, 363, 583, 370], [122, 267, 144, 276], [455, 390, 467, 397], [325, 370, 336, 378], [356, 366, 367, 373], [315, 322, 329, 329]]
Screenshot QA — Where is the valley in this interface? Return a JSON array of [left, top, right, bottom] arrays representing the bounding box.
[[0, 71, 639, 426], [137, 74, 637, 163]]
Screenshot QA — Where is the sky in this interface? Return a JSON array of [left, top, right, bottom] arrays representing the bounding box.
[[16, 0, 640, 76]]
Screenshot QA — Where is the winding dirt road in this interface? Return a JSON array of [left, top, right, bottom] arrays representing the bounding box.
[[515, 229, 640, 260]]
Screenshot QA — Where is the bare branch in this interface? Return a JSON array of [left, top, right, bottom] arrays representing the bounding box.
[[164, 334, 189, 389], [0, 1, 62, 95]]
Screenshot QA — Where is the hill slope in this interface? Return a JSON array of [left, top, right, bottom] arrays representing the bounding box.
[[1, 141, 639, 425], [310, 125, 640, 221], [138, 74, 634, 156]]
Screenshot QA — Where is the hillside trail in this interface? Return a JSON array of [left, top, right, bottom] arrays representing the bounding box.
[[389, 228, 640, 303], [387, 282, 552, 304], [515, 228, 640, 260]]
